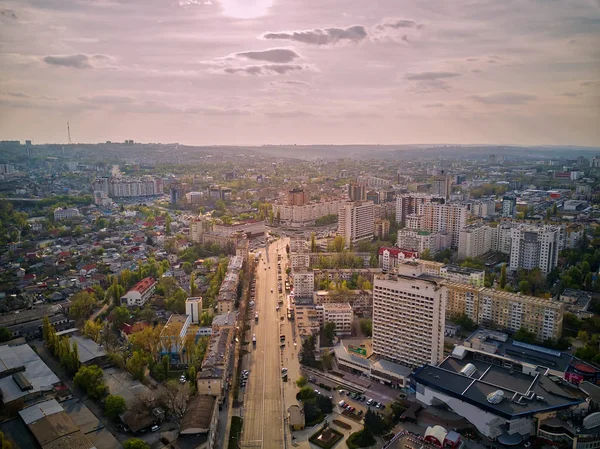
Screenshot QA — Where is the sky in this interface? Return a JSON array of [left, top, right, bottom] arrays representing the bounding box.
[[0, 0, 599, 146]]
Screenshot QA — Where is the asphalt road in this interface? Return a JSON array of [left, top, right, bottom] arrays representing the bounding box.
[[240, 240, 285, 448]]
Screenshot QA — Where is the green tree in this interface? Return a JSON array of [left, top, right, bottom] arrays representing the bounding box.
[[513, 327, 537, 344], [165, 214, 172, 235], [315, 394, 333, 414], [363, 409, 387, 435], [123, 438, 150, 449], [104, 394, 126, 420], [296, 376, 307, 387], [499, 263, 507, 289], [578, 330, 589, 343], [420, 248, 432, 261], [110, 306, 130, 327], [182, 261, 192, 275], [127, 351, 151, 381], [298, 386, 316, 401], [310, 233, 317, 253], [347, 429, 376, 448], [360, 319, 372, 337], [69, 291, 98, 322], [74, 365, 108, 400], [324, 322, 336, 345], [300, 335, 317, 367], [332, 235, 345, 252], [0, 327, 11, 342]]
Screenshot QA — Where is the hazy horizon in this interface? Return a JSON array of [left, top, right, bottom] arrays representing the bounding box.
[[1, 0, 599, 146]]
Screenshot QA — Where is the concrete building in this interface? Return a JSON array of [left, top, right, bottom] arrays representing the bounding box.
[[337, 201, 375, 246], [120, 277, 157, 307], [159, 314, 192, 362], [93, 176, 163, 198], [395, 193, 440, 224], [272, 199, 346, 227], [420, 202, 468, 248], [322, 303, 353, 336], [431, 174, 452, 200], [372, 266, 446, 368], [348, 183, 366, 201], [458, 223, 497, 259], [292, 270, 314, 298], [287, 405, 305, 430], [53, 207, 80, 221], [314, 290, 373, 317], [378, 247, 418, 271], [440, 265, 485, 287], [186, 297, 203, 324], [198, 327, 232, 402], [397, 229, 450, 255], [179, 395, 219, 449], [502, 196, 516, 217], [189, 216, 212, 242], [287, 188, 309, 206], [470, 199, 496, 218], [509, 225, 560, 273], [445, 283, 564, 342], [373, 218, 390, 240]]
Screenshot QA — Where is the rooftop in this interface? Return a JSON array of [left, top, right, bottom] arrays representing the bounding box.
[[413, 350, 585, 420], [179, 395, 217, 434], [161, 314, 190, 338], [128, 277, 156, 294], [212, 311, 237, 328], [442, 264, 485, 275], [0, 343, 60, 403], [69, 335, 107, 364]]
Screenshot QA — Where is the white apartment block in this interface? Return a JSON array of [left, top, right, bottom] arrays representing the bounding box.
[[322, 303, 353, 336], [397, 229, 451, 254], [509, 225, 560, 273], [405, 214, 424, 230], [373, 267, 446, 368], [458, 224, 496, 259], [293, 271, 315, 298], [290, 253, 310, 270], [53, 207, 80, 221], [337, 201, 375, 246], [395, 194, 438, 224], [189, 217, 213, 242], [470, 199, 496, 218], [93, 176, 163, 198], [272, 199, 347, 226], [439, 265, 485, 287], [185, 297, 203, 324], [418, 203, 468, 248], [120, 277, 157, 307]]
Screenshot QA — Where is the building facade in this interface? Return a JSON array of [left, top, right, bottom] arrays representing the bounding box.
[[509, 225, 560, 273], [121, 277, 157, 307], [337, 201, 375, 246], [322, 303, 353, 336]]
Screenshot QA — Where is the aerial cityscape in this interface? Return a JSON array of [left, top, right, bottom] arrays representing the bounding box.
[[1, 1, 600, 449]]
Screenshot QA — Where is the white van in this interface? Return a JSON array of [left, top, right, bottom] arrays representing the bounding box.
[[338, 400, 346, 408]]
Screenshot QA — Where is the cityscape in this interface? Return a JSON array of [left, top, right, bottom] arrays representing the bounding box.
[[1, 1, 600, 449]]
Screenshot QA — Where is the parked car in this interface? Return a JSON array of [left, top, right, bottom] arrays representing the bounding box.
[[151, 425, 160, 432]]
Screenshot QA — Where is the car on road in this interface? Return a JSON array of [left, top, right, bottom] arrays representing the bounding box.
[[271, 288, 273, 293], [309, 376, 317, 383], [366, 399, 373, 406], [281, 367, 288, 373], [151, 425, 160, 432]]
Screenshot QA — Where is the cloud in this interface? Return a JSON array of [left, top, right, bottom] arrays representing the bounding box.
[[2, 91, 30, 98], [78, 95, 135, 104], [424, 103, 446, 108], [559, 92, 581, 97], [220, 63, 310, 76], [265, 110, 313, 118], [404, 71, 460, 81], [376, 19, 417, 30], [42, 53, 111, 69], [261, 25, 367, 46], [232, 48, 300, 63], [1, 9, 17, 19], [470, 92, 537, 105], [184, 106, 248, 116]]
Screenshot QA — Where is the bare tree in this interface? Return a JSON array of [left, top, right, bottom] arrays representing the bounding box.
[[160, 380, 190, 419]]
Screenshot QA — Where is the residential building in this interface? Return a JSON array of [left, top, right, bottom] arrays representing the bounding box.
[[314, 290, 373, 316], [290, 253, 310, 270], [439, 265, 485, 287], [458, 223, 496, 259], [356, 175, 392, 188], [160, 314, 192, 362], [378, 247, 418, 271], [186, 297, 203, 324], [509, 225, 560, 273], [179, 395, 219, 449], [445, 283, 564, 341], [293, 270, 314, 298], [287, 188, 309, 206], [419, 202, 468, 248], [322, 303, 353, 336], [198, 327, 232, 401], [120, 277, 156, 307], [216, 256, 243, 314], [189, 217, 212, 242], [93, 176, 163, 197], [405, 213, 424, 229], [502, 196, 516, 217], [397, 229, 450, 254], [348, 183, 366, 201], [372, 266, 446, 368], [213, 220, 265, 238], [431, 174, 452, 200], [272, 199, 346, 226], [53, 207, 80, 220], [395, 193, 440, 224], [470, 198, 496, 218], [337, 201, 375, 246], [373, 218, 390, 239]]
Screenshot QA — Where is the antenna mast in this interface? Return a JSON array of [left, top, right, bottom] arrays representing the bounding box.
[[67, 122, 72, 144]]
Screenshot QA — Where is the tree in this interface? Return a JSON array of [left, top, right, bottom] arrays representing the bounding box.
[[316, 394, 333, 414], [420, 248, 432, 261], [182, 261, 193, 275], [127, 351, 151, 381], [298, 386, 316, 400], [110, 306, 130, 327], [499, 263, 507, 289], [360, 319, 372, 337], [165, 214, 172, 235], [310, 233, 317, 253], [513, 327, 537, 344], [300, 335, 317, 367], [296, 376, 307, 387], [286, 244, 290, 254], [69, 291, 98, 322], [123, 438, 150, 449], [332, 235, 345, 252], [578, 330, 589, 343], [74, 365, 108, 400], [161, 380, 190, 418], [0, 431, 13, 449], [347, 429, 376, 448], [324, 322, 336, 345], [129, 326, 162, 356], [104, 394, 126, 420], [0, 327, 11, 343], [363, 409, 387, 435]]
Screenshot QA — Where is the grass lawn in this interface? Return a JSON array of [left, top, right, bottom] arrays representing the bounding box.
[[228, 416, 243, 449], [309, 426, 344, 449]]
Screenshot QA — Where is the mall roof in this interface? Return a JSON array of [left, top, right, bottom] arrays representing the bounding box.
[[414, 353, 585, 420]]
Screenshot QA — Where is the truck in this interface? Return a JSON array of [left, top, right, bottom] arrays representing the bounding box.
[[255, 313, 259, 322]]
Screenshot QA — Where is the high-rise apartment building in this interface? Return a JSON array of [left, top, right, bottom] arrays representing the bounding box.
[[322, 303, 353, 336], [458, 223, 497, 259], [293, 270, 315, 299], [470, 198, 496, 218], [431, 174, 452, 200], [445, 283, 564, 342], [287, 188, 310, 206], [272, 198, 346, 226], [348, 183, 366, 202], [502, 196, 516, 217], [337, 201, 374, 246], [420, 203, 468, 248], [509, 225, 560, 273], [373, 267, 446, 368], [93, 176, 163, 198], [395, 194, 441, 224]]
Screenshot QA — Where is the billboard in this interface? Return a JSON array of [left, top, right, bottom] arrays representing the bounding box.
[[348, 345, 367, 356]]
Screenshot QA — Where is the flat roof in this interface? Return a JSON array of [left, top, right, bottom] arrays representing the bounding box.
[[414, 353, 585, 420], [161, 314, 189, 337], [0, 344, 60, 403], [69, 335, 107, 364], [62, 398, 120, 449], [371, 357, 412, 378]]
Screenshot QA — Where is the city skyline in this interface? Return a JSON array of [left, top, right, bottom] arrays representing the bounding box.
[[1, 0, 599, 146]]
